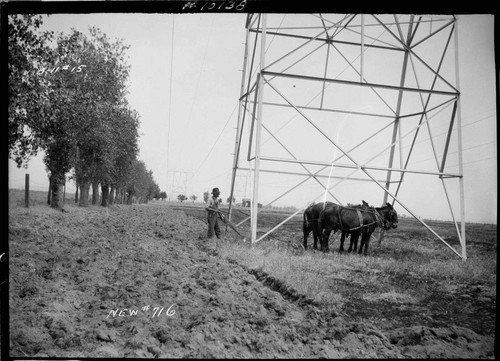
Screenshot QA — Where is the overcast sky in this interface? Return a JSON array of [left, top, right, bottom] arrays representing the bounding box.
[[8, 12, 496, 224]]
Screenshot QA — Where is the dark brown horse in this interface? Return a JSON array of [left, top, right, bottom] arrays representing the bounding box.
[[339, 200, 370, 253], [357, 203, 398, 254], [319, 200, 370, 253], [320, 202, 398, 255], [303, 201, 339, 250]]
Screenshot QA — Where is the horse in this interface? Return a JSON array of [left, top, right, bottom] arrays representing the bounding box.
[[338, 200, 370, 253], [302, 201, 339, 250], [317, 200, 370, 253], [320, 202, 398, 255], [357, 203, 398, 254]]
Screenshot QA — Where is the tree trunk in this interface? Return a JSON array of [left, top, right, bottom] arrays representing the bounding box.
[[47, 177, 52, 205], [91, 182, 99, 205], [109, 187, 115, 206], [75, 182, 79, 203], [101, 182, 109, 207], [49, 172, 65, 210], [79, 180, 90, 207], [126, 192, 133, 205]]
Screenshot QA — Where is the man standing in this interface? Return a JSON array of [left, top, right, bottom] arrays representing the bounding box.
[[205, 187, 224, 239]]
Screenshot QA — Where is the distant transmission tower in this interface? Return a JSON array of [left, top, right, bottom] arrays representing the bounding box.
[[169, 171, 192, 200], [232, 174, 248, 203]]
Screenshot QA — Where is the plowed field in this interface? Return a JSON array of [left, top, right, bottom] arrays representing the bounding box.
[[7, 199, 496, 358]]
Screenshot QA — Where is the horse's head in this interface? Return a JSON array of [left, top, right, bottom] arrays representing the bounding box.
[[378, 202, 398, 230]]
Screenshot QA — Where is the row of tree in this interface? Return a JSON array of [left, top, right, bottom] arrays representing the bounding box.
[[174, 192, 235, 204], [8, 15, 162, 209]]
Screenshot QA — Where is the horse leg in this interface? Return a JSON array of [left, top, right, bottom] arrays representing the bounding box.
[[363, 232, 372, 255], [321, 228, 332, 253], [315, 221, 325, 251], [347, 232, 354, 252], [352, 231, 359, 252], [358, 233, 365, 254], [339, 231, 347, 252], [312, 223, 319, 250], [303, 224, 311, 250], [358, 232, 369, 254]]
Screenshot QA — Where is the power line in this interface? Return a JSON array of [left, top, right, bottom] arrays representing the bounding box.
[[193, 102, 239, 177], [181, 15, 215, 158], [166, 14, 175, 184], [462, 113, 496, 128], [401, 112, 495, 150], [463, 156, 497, 166], [203, 170, 232, 183], [461, 139, 496, 152], [409, 139, 496, 165], [447, 155, 497, 168]]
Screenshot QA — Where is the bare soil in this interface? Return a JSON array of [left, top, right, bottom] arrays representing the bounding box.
[[8, 202, 496, 358]]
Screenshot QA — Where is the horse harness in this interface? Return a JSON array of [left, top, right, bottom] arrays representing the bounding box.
[[337, 206, 383, 232], [307, 203, 384, 231]]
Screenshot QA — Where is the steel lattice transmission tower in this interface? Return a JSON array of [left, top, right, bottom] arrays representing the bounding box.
[[228, 14, 466, 260], [169, 171, 192, 200]]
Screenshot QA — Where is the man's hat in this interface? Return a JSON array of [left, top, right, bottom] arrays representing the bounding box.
[[211, 187, 220, 194]]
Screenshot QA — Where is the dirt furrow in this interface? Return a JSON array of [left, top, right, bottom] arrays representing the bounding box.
[[8, 204, 495, 358]]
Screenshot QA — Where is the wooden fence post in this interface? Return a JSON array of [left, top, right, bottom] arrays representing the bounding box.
[[25, 174, 29, 208]]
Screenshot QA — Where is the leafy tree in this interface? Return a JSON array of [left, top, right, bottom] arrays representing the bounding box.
[[107, 106, 139, 205], [159, 191, 167, 200], [124, 159, 159, 204], [227, 195, 235, 204], [8, 17, 134, 210], [7, 15, 73, 208], [145, 170, 161, 203], [57, 28, 132, 207], [177, 194, 187, 202], [8, 14, 54, 167], [189, 194, 197, 203], [203, 191, 210, 203]]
